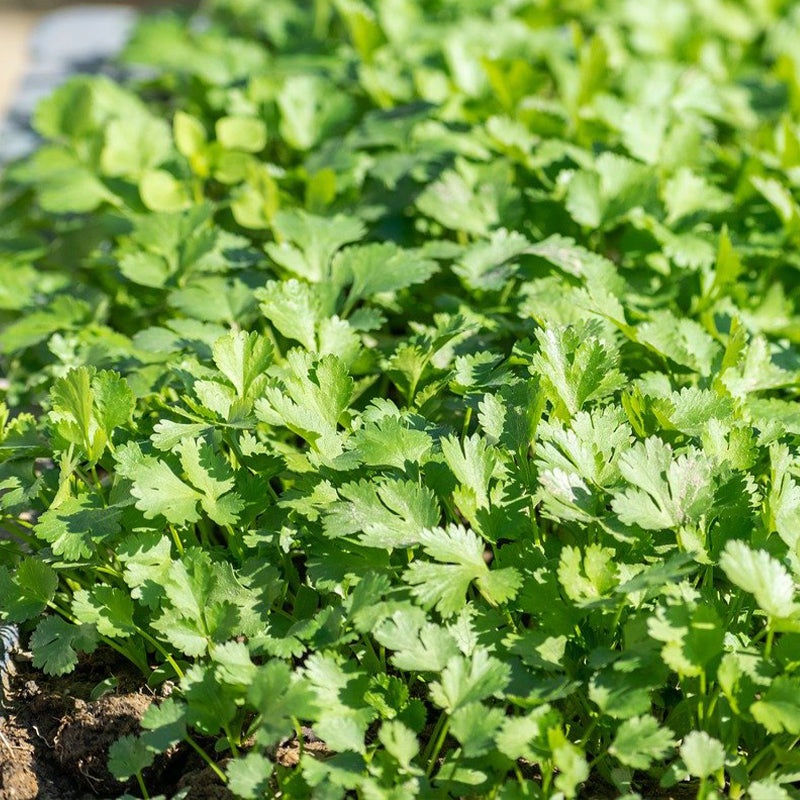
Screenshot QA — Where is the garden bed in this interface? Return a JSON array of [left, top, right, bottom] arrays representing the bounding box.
[[3, 1, 800, 799]]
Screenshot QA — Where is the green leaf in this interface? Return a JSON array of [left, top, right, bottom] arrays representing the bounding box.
[[72, 586, 136, 637], [226, 752, 274, 798], [440, 434, 496, 511], [258, 278, 323, 351], [323, 478, 439, 548], [429, 649, 510, 713], [108, 735, 155, 780], [378, 721, 420, 771], [335, 242, 438, 307], [216, 116, 267, 152], [404, 525, 521, 617], [256, 350, 353, 458], [349, 414, 433, 469], [248, 660, 319, 743], [141, 698, 188, 752], [30, 616, 98, 675], [679, 731, 725, 779], [719, 540, 797, 619], [611, 438, 713, 531], [610, 716, 675, 769], [277, 75, 355, 152], [374, 608, 459, 672], [636, 310, 720, 376], [266, 209, 365, 282], [139, 169, 190, 212], [212, 329, 273, 402], [50, 367, 134, 463], [0, 559, 58, 622], [751, 676, 800, 734], [35, 496, 122, 561], [115, 442, 202, 526], [451, 703, 505, 757], [531, 323, 625, 417]]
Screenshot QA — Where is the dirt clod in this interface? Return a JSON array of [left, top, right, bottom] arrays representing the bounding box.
[[55, 692, 152, 794], [176, 766, 235, 800], [0, 649, 149, 800]]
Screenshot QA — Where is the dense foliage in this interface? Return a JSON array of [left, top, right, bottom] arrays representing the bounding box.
[[3, 0, 800, 797]]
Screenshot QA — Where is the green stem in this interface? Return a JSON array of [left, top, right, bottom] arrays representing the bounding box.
[[514, 764, 531, 796], [133, 624, 184, 680], [169, 525, 185, 557], [579, 716, 598, 747], [461, 406, 473, 439], [360, 635, 381, 673], [185, 733, 227, 783], [747, 742, 776, 776], [697, 671, 707, 727], [223, 723, 240, 757], [0, 517, 39, 548], [136, 771, 150, 800], [765, 626, 775, 660], [292, 717, 306, 761], [425, 717, 450, 777], [90, 465, 106, 503]]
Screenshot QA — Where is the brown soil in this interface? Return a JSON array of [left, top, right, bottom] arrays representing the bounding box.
[[176, 767, 235, 800], [274, 727, 332, 768], [0, 650, 149, 800], [56, 693, 153, 794], [0, 646, 229, 800]]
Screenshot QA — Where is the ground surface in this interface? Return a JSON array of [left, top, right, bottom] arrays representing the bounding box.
[[0, 650, 234, 800]]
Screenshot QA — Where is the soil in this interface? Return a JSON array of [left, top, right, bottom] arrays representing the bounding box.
[[0, 648, 147, 800], [56, 693, 153, 794], [0, 647, 229, 800]]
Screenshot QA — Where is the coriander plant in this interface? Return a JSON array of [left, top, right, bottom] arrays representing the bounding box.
[[2, 0, 800, 798]]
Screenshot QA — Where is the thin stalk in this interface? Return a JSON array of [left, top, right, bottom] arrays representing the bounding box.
[[0, 517, 39, 548], [224, 525, 244, 561], [747, 742, 777, 775], [169, 525, 185, 557], [133, 624, 184, 680], [514, 764, 529, 795], [223, 723, 240, 757], [461, 406, 473, 439], [425, 717, 450, 777], [422, 713, 445, 763], [292, 717, 306, 761], [578, 717, 599, 747], [90, 465, 106, 502], [185, 733, 227, 783], [136, 772, 150, 800], [360, 635, 382, 673], [765, 626, 775, 660], [697, 672, 707, 727]]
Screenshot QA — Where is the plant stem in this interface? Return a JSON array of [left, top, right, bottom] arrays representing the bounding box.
[[133, 624, 184, 679], [223, 723, 240, 757], [0, 517, 39, 548], [461, 406, 473, 438], [136, 771, 150, 800], [425, 717, 450, 777], [765, 626, 775, 660], [185, 733, 227, 783], [169, 525, 185, 557]]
